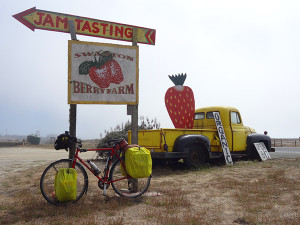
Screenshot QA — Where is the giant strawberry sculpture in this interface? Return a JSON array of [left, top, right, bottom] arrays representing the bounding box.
[[165, 73, 195, 129], [79, 51, 123, 88]]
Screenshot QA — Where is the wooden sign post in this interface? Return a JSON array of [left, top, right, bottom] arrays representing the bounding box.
[[68, 20, 78, 160], [129, 28, 139, 145]]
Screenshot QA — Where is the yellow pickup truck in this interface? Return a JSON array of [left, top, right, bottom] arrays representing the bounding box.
[[129, 106, 272, 167]]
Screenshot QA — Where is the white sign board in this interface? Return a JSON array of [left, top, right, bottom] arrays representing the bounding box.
[[213, 112, 233, 165], [68, 40, 139, 105], [254, 142, 271, 161]]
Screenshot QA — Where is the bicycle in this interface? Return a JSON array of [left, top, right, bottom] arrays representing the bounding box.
[[40, 132, 151, 205]]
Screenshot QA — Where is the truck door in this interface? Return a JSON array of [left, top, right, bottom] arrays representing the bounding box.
[[230, 111, 247, 151]]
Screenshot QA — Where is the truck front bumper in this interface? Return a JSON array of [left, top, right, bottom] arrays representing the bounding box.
[[151, 152, 187, 159]]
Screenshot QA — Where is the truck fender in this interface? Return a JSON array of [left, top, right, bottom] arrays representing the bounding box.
[[173, 134, 211, 158], [246, 133, 272, 159]]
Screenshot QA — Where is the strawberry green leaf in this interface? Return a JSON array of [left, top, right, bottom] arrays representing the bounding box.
[[79, 61, 93, 75], [99, 51, 113, 64], [168, 73, 187, 86]]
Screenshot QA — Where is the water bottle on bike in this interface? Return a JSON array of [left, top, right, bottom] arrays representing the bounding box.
[[87, 160, 101, 175]]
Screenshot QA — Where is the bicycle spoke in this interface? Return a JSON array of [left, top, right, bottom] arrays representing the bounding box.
[[110, 160, 151, 198], [40, 159, 88, 205]]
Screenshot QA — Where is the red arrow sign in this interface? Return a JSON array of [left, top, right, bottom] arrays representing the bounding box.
[[13, 7, 156, 45]]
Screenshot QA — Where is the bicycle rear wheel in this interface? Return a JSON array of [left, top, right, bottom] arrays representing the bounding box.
[[110, 159, 151, 198], [40, 159, 88, 205]]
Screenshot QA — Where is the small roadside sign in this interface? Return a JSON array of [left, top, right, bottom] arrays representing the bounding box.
[[13, 7, 156, 45], [68, 41, 139, 105], [254, 142, 271, 161], [213, 112, 233, 165]]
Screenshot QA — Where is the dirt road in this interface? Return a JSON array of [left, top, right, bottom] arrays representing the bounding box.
[[0, 145, 97, 179], [1, 145, 299, 180]]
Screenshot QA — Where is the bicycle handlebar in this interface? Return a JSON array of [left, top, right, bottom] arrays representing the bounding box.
[[106, 138, 124, 145]]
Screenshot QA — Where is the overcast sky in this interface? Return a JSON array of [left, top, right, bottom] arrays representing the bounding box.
[[1, 0, 299, 139]]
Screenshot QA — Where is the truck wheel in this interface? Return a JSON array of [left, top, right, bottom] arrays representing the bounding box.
[[184, 147, 206, 168]]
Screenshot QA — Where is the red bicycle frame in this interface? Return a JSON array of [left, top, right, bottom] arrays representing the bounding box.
[[71, 146, 129, 194]]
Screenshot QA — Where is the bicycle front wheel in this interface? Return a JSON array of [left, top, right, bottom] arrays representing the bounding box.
[[40, 159, 88, 205], [110, 159, 151, 198]]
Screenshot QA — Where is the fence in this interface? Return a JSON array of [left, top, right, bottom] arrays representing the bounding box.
[[271, 138, 300, 147]]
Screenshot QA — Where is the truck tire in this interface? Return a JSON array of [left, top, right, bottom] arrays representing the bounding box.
[[184, 146, 206, 168], [248, 143, 261, 161]]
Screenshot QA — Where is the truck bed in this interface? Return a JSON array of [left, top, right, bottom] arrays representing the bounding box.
[[129, 128, 220, 153]]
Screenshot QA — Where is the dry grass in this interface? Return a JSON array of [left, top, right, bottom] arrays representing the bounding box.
[[0, 158, 299, 225]]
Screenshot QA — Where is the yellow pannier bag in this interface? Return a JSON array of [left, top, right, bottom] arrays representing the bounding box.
[[54, 168, 77, 202], [120, 157, 128, 177], [124, 147, 152, 178]]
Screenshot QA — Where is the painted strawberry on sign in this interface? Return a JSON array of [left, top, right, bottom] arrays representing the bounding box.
[[165, 73, 195, 129], [79, 51, 124, 88]]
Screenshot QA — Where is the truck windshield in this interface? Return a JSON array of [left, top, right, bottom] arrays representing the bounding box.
[[206, 112, 214, 119], [194, 112, 205, 120]]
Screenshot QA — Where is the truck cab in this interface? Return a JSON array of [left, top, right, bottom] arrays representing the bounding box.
[[194, 106, 255, 153]]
